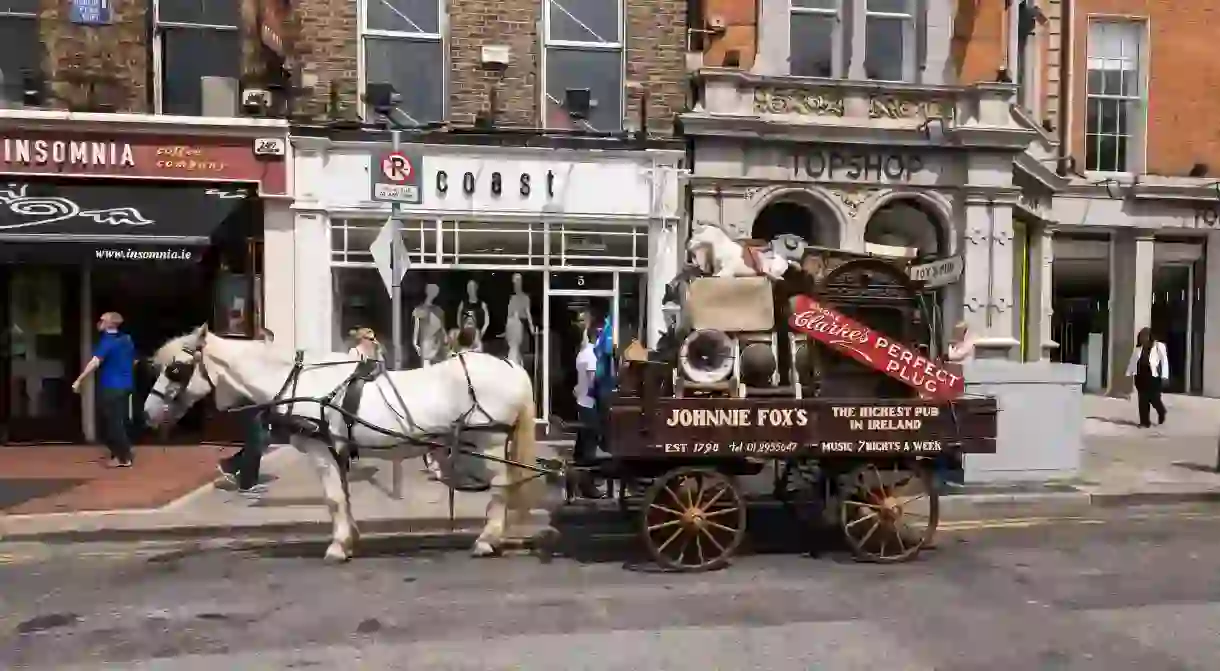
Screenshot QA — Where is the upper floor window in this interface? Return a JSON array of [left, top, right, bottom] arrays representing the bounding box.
[[864, 0, 916, 81], [788, 0, 922, 82], [543, 0, 624, 132], [0, 0, 40, 106], [361, 0, 447, 124], [1085, 21, 1145, 173], [790, 0, 840, 77], [154, 0, 243, 116]]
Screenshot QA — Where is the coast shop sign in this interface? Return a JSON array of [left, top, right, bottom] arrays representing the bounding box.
[[0, 133, 287, 195], [794, 149, 926, 183], [788, 294, 965, 401]]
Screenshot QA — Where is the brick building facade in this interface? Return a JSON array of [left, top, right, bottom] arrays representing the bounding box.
[[295, 0, 687, 134]]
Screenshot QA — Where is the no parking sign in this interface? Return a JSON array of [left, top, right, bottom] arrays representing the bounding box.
[[370, 151, 422, 204]]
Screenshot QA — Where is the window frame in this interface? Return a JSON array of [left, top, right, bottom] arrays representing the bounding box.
[[788, 0, 843, 78], [863, 0, 917, 82], [541, 0, 626, 132], [0, 3, 39, 105], [1083, 17, 1149, 177], [357, 0, 450, 124], [152, 0, 242, 116]]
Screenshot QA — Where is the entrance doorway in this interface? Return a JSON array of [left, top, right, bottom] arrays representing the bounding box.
[[0, 266, 83, 443], [90, 265, 212, 444], [546, 290, 614, 425]]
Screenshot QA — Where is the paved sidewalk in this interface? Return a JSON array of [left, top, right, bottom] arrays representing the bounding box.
[[0, 445, 233, 515], [5, 395, 1220, 544]]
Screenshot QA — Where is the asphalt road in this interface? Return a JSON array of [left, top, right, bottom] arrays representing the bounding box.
[[4, 508, 1220, 670]]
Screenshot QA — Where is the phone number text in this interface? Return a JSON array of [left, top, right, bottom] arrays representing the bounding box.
[[661, 441, 799, 455]]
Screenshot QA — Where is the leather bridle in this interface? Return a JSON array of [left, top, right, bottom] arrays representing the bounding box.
[[148, 341, 217, 413]]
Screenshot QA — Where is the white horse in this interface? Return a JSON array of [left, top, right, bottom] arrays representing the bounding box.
[[144, 325, 544, 562], [687, 223, 792, 280]]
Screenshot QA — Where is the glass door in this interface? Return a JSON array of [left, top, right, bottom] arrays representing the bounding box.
[[2, 267, 82, 443], [545, 271, 617, 430]]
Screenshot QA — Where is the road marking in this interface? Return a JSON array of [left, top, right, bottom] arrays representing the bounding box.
[[4, 510, 1220, 564]]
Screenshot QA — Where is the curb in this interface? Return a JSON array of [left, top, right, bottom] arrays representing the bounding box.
[[6, 487, 1220, 546]]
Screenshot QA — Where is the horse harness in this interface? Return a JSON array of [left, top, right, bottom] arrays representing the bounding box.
[[162, 340, 505, 472]]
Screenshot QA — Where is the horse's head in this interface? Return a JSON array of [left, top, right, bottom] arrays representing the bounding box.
[[144, 323, 215, 429]]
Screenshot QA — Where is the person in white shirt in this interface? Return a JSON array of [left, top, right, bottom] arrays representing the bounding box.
[[571, 308, 604, 498], [946, 321, 974, 364], [1125, 327, 1169, 428]]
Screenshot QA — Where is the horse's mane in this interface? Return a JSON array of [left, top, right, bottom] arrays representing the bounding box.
[[152, 330, 315, 369]]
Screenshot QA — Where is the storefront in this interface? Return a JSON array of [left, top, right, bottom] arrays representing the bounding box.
[[289, 128, 682, 426], [683, 72, 1038, 360], [0, 112, 289, 445], [1044, 182, 1218, 397]]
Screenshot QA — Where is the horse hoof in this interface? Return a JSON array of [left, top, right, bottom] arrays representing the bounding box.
[[471, 540, 501, 558], [324, 544, 350, 563]]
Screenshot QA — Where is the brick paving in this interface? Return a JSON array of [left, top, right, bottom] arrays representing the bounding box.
[[0, 445, 233, 515]]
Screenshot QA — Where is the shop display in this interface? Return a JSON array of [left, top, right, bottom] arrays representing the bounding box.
[[456, 280, 490, 352], [412, 283, 447, 366], [501, 273, 537, 367]]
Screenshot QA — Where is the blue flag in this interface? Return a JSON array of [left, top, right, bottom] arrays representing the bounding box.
[[593, 315, 615, 407]]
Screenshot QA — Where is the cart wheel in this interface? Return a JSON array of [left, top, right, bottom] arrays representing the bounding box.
[[839, 461, 938, 563], [641, 467, 746, 572]]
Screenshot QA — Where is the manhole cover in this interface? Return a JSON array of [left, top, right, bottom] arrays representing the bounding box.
[[0, 479, 86, 510]]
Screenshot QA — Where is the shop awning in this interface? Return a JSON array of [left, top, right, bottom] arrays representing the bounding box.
[[0, 181, 251, 264]]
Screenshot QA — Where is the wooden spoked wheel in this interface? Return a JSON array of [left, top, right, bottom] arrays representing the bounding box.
[[640, 467, 746, 572], [839, 462, 938, 563]]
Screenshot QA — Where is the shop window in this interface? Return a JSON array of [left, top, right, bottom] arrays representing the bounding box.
[[440, 220, 545, 266], [332, 218, 430, 267], [548, 223, 648, 269], [1085, 20, 1146, 174], [155, 0, 242, 116], [544, 0, 624, 132], [0, 1, 39, 106], [362, 0, 446, 124]]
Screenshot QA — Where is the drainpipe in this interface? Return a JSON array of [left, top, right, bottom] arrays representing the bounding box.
[[1056, 0, 1073, 171]]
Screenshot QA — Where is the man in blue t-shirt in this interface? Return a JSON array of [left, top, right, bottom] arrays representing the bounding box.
[[72, 312, 136, 467]]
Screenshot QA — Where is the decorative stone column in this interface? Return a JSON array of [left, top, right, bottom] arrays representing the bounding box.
[[960, 194, 1021, 359], [1106, 230, 1155, 396], [646, 219, 680, 348], [1029, 224, 1059, 360], [1203, 231, 1220, 396]]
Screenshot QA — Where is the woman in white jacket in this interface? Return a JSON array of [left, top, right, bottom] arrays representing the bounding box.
[[1125, 327, 1169, 428]]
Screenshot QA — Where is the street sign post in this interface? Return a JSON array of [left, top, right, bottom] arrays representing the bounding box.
[[908, 255, 964, 289], [370, 150, 422, 204], [367, 133, 416, 368], [370, 218, 409, 296]]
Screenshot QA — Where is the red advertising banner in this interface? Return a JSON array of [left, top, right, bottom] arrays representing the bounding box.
[[789, 294, 965, 401]]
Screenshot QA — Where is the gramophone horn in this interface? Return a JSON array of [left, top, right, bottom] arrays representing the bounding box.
[[679, 329, 736, 384]]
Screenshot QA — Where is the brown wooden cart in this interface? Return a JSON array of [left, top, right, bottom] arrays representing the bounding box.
[[582, 250, 997, 571]]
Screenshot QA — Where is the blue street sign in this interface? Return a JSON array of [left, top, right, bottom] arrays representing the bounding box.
[[69, 0, 113, 25]]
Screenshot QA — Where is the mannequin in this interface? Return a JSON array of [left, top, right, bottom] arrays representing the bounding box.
[[502, 273, 537, 367], [456, 279, 489, 352], [412, 283, 447, 367]]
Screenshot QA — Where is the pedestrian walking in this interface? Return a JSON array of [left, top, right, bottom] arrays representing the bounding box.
[[1126, 327, 1169, 428], [72, 312, 136, 467], [217, 326, 275, 495]]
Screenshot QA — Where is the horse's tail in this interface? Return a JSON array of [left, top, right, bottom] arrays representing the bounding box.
[[505, 373, 542, 527]]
